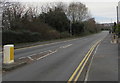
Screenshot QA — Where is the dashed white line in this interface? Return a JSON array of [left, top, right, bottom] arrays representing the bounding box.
[[19, 57, 26, 59], [27, 56, 34, 61], [62, 44, 72, 48], [29, 54, 36, 57], [36, 53, 50, 60], [28, 50, 49, 57], [60, 44, 73, 49], [18, 50, 56, 60], [36, 50, 57, 61], [15, 38, 77, 51], [17, 43, 72, 61], [49, 50, 52, 52]]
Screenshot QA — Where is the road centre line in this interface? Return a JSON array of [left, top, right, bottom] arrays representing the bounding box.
[[15, 37, 84, 51], [68, 40, 101, 83], [28, 50, 49, 57], [0, 39, 77, 53], [19, 57, 26, 59], [49, 50, 52, 52], [18, 50, 53, 60], [60, 44, 73, 49], [19, 50, 57, 61], [0, 33, 97, 53], [29, 54, 36, 57], [36, 50, 58, 61], [62, 44, 73, 48], [27, 56, 34, 61], [18, 43, 72, 61]]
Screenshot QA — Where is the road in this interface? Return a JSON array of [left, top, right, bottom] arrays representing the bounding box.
[[3, 31, 110, 81], [85, 34, 118, 82]]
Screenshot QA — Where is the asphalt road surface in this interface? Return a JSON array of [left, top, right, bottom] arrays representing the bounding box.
[[85, 34, 118, 82], [3, 31, 110, 81]]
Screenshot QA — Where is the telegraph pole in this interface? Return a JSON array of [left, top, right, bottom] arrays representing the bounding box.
[[117, 6, 119, 24]]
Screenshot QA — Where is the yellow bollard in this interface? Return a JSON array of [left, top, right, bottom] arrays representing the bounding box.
[[3, 45, 14, 64]]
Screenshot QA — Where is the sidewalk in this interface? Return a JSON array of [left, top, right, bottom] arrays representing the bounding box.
[[86, 34, 118, 82]]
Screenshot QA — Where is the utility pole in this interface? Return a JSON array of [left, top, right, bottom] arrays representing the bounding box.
[[117, 6, 119, 24]]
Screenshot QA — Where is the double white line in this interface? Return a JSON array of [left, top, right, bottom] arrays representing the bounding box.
[[68, 40, 102, 83]]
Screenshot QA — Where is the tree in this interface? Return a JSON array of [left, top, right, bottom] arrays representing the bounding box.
[[39, 3, 70, 33], [72, 22, 84, 35], [67, 2, 90, 23], [84, 18, 98, 33], [0, 0, 5, 29], [2, 2, 25, 30]]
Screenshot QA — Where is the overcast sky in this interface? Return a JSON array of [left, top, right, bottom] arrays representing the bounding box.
[[9, 0, 120, 23], [84, 2, 118, 23]]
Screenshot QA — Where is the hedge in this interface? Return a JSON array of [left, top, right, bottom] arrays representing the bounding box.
[[2, 30, 42, 45]]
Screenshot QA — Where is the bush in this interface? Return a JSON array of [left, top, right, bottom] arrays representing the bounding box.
[[47, 30, 60, 39], [2, 30, 42, 45], [72, 22, 84, 35], [60, 32, 70, 38]]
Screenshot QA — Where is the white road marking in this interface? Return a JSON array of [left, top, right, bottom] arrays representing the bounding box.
[[15, 39, 77, 51], [84, 44, 100, 83], [28, 50, 49, 57], [22, 44, 72, 61], [19, 57, 26, 59], [59, 46, 63, 48], [14, 36, 86, 51], [62, 44, 72, 48], [27, 56, 34, 61], [29, 54, 36, 57], [18, 50, 54, 60], [18, 62, 26, 65], [49, 50, 52, 52], [60, 44, 73, 49], [36, 50, 57, 61]]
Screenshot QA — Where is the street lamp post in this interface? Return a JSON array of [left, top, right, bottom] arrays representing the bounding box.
[[117, 6, 119, 24]]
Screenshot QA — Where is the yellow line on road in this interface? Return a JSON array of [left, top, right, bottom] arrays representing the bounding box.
[[74, 43, 97, 83], [68, 40, 101, 83], [68, 46, 93, 83]]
